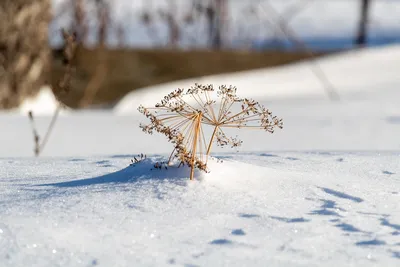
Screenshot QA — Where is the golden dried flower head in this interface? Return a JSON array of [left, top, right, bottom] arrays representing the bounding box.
[[138, 84, 283, 180]]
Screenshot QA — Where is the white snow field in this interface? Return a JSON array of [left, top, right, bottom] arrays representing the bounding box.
[[0, 153, 399, 266], [1, 45, 400, 266]]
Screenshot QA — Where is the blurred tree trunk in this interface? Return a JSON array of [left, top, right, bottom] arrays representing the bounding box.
[[208, 0, 226, 49], [0, 0, 51, 109], [212, 0, 223, 49], [355, 0, 370, 46]]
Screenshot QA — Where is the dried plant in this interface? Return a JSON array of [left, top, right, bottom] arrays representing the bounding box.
[[58, 29, 78, 94], [130, 153, 147, 165], [29, 29, 77, 156], [138, 84, 283, 180]]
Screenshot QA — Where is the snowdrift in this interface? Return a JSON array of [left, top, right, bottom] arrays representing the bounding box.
[[114, 45, 400, 115]]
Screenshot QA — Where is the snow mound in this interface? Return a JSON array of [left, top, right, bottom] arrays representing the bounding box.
[[38, 156, 266, 188], [114, 45, 400, 115], [40, 156, 208, 187], [18, 86, 68, 116]]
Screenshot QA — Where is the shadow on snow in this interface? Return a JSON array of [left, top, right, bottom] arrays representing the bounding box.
[[319, 187, 364, 203], [270, 216, 310, 223], [37, 158, 198, 188]]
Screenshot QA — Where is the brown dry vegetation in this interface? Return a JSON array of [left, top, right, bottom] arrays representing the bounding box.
[[0, 0, 51, 109], [51, 46, 325, 108]]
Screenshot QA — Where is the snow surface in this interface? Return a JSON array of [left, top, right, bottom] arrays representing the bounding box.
[[115, 44, 400, 114], [0, 153, 399, 266], [1, 45, 400, 266]]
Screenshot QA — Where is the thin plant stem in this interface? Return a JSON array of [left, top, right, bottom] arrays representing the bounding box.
[[190, 112, 202, 180], [167, 148, 176, 165], [37, 105, 61, 155], [206, 125, 219, 158]]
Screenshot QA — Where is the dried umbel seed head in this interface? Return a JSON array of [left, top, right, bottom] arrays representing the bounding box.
[[138, 84, 283, 180]]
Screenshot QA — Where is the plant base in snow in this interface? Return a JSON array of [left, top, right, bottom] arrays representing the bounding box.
[[130, 153, 147, 165], [151, 161, 169, 171]]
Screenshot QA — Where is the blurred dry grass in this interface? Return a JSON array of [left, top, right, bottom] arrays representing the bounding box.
[[0, 0, 51, 109], [51, 46, 325, 108]]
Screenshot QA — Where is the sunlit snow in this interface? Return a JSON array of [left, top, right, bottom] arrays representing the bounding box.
[[0, 45, 399, 266]]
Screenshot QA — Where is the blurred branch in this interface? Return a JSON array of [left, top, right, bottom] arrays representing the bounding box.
[[355, 0, 371, 46], [79, 0, 109, 107], [58, 29, 77, 93], [28, 107, 61, 156], [140, 0, 164, 46], [165, 0, 180, 47], [260, 1, 340, 101], [281, 0, 315, 24], [138, 0, 228, 49], [73, 0, 88, 43], [30, 29, 77, 156]]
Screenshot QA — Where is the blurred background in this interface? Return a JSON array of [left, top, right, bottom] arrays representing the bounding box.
[[2, 0, 400, 110], [1, 0, 400, 157], [50, 0, 400, 50]]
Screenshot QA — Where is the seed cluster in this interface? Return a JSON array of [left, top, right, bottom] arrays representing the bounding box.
[[138, 84, 283, 179]]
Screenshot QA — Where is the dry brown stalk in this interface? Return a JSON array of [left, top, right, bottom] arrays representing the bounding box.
[[29, 29, 77, 156], [138, 84, 283, 180], [28, 107, 61, 156], [58, 29, 78, 94], [28, 111, 40, 155], [28, 1, 110, 156]]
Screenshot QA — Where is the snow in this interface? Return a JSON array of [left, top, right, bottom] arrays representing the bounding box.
[[0, 153, 399, 266], [114, 45, 400, 114], [1, 44, 400, 266], [15, 86, 68, 116]]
